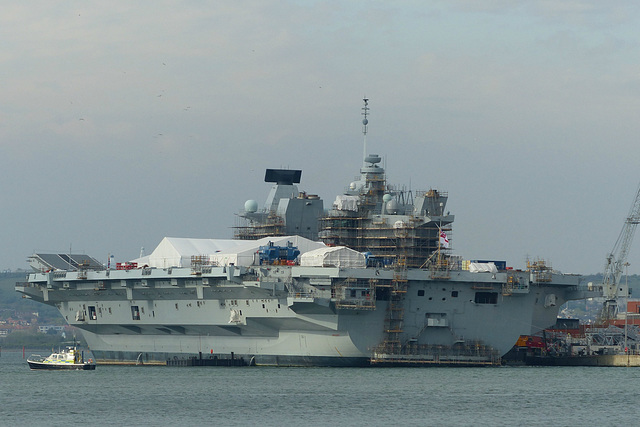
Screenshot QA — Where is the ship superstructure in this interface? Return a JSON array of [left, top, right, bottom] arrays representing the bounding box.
[[234, 169, 323, 241], [318, 152, 453, 269], [16, 100, 597, 366]]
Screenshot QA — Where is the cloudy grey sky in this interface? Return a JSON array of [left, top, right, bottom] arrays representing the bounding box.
[[2, 1, 640, 274]]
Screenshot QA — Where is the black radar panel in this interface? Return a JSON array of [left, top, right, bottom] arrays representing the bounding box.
[[264, 169, 302, 185]]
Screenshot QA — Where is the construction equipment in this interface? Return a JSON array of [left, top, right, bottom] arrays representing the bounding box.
[[601, 182, 640, 319]]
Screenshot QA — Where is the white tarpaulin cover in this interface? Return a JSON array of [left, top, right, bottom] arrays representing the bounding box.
[[299, 246, 366, 268], [334, 195, 359, 211], [136, 235, 325, 268], [469, 262, 498, 273], [210, 236, 325, 266], [139, 237, 247, 268]]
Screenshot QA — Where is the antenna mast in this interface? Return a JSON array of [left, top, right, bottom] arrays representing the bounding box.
[[361, 97, 369, 165]]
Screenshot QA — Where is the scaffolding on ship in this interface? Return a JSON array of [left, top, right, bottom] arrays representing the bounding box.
[[233, 214, 286, 240], [319, 190, 452, 268]]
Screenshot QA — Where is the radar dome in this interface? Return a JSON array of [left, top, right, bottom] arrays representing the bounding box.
[[386, 200, 398, 214], [244, 199, 258, 213], [364, 154, 381, 164], [382, 194, 393, 203], [350, 182, 357, 190]]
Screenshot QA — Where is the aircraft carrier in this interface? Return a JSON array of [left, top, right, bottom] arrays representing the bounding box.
[[16, 100, 596, 366]]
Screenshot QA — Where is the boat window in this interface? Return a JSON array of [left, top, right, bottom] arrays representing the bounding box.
[[474, 292, 498, 304], [88, 306, 97, 320], [417, 290, 425, 296], [131, 306, 140, 320], [451, 291, 458, 297]]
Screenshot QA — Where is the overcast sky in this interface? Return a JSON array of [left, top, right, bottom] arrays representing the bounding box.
[[2, 1, 640, 275]]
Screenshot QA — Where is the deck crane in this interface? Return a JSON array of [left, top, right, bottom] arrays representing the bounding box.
[[601, 181, 640, 320]]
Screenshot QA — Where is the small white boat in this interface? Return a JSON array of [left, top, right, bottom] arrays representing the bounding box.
[[27, 345, 96, 370]]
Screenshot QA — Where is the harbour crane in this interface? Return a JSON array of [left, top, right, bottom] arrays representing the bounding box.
[[601, 181, 640, 320]]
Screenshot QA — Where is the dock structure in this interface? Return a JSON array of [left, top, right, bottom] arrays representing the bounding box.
[[527, 354, 640, 367]]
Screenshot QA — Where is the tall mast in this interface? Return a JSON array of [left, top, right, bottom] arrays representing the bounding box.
[[361, 97, 369, 166]]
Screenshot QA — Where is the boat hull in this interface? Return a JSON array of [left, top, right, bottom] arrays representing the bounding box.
[[27, 361, 96, 370], [17, 260, 595, 367]]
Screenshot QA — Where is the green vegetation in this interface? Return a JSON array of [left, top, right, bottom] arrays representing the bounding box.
[[0, 272, 65, 323], [0, 329, 69, 349], [1, 271, 70, 349]]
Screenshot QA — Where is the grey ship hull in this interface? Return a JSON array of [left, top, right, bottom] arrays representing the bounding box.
[[17, 263, 590, 366]]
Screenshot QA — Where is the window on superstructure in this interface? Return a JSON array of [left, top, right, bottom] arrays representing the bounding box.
[[88, 306, 97, 320], [417, 290, 425, 297], [451, 291, 458, 298], [474, 292, 498, 304], [131, 306, 140, 320]]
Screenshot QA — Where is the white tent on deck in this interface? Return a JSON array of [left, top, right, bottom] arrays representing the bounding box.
[[136, 235, 325, 268], [299, 246, 366, 268], [210, 236, 325, 267], [138, 237, 246, 268]]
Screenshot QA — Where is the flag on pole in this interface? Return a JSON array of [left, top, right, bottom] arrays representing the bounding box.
[[439, 230, 449, 248]]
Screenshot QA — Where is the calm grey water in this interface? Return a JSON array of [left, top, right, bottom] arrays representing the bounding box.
[[1, 350, 639, 427]]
